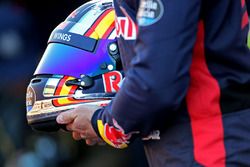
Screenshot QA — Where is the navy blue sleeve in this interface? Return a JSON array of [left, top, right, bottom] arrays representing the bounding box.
[[246, 0, 250, 14], [91, 0, 201, 148]]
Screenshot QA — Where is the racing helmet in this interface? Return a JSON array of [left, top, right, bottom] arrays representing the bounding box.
[[26, 0, 123, 131]]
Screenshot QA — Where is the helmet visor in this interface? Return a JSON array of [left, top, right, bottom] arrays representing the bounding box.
[[34, 39, 116, 78]]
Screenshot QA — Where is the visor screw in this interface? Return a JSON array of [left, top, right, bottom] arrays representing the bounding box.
[[111, 75, 116, 80], [80, 81, 86, 86], [100, 63, 107, 70], [109, 43, 118, 55], [107, 65, 114, 71], [109, 43, 117, 52]]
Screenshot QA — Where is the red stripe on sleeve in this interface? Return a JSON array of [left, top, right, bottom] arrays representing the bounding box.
[[242, 11, 249, 29], [186, 22, 226, 167], [241, 0, 246, 8]]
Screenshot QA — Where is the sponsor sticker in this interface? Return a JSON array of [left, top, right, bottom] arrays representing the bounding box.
[[137, 0, 164, 26], [43, 77, 61, 97], [102, 71, 123, 93], [26, 85, 36, 112], [30, 100, 54, 113], [116, 16, 138, 40]]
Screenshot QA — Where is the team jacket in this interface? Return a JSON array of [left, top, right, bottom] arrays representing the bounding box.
[[92, 0, 250, 166]]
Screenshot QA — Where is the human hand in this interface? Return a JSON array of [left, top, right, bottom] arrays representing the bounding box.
[[56, 105, 104, 146], [71, 131, 105, 146]]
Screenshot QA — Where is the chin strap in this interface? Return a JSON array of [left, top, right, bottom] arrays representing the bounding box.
[[66, 74, 94, 88]]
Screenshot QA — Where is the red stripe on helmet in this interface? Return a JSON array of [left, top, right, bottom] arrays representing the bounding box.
[[69, 85, 78, 95], [102, 21, 115, 39], [52, 97, 99, 107], [54, 76, 69, 96], [84, 8, 113, 37]]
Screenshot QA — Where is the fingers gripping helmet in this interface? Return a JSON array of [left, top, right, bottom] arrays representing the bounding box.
[[26, 0, 123, 131]]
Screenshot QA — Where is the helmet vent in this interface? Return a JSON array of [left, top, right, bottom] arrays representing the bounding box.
[[31, 78, 42, 84]]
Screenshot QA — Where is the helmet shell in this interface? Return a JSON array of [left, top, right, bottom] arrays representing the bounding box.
[[26, 0, 123, 131]]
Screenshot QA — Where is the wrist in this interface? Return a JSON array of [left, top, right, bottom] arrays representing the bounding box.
[[91, 108, 103, 138]]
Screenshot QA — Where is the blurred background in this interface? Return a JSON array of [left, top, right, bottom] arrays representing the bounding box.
[[0, 0, 149, 167]]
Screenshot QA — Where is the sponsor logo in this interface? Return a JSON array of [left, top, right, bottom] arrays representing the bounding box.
[[43, 77, 61, 97], [98, 119, 139, 148], [103, 71, 123, 92], [56, 22, 69, 30], [104, 124, 130, 147], [53, 32, 71, 42], [26, 86, 36, 112], [31, 100, 54, 112], [116, 16, 137, 40], [137, 0, 164, 26], [68, 10, 79, 19], [104, 119, 138, 148]]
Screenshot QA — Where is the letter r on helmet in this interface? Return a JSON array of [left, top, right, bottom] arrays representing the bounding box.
[[103, 71, 123, 93]]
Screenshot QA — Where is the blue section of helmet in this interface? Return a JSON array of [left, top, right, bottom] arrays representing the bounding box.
[[34, 40, 116, 78], [65, 2, 96, 22]]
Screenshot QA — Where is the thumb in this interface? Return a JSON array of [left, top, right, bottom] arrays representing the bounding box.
[[56, 109, 76, 124]]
